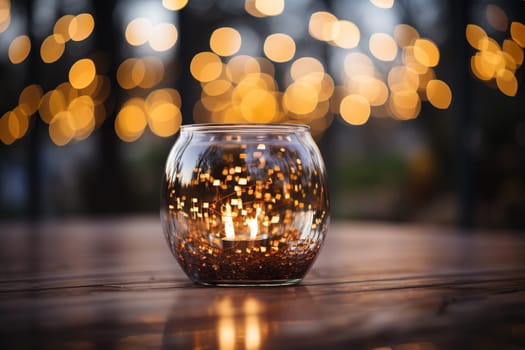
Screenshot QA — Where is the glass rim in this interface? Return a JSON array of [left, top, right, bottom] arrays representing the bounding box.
[[180, 123, 310, 133]]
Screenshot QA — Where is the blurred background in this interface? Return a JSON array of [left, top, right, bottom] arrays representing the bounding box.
[[0, 0, 524, 229]]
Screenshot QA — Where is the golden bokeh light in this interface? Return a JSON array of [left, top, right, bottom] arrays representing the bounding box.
[[413, 39, 440, 67], [347, 75, 389, 106], [340, 94, 370, 126], [466, 24, 488, 50], [0, 0, 10, 34], [302, 72, 334, 102], [19, 84, 42, 116], [68, 95, 95, 140], [263, 33, 295, 63], [254, 0, 284, 17], [69, 58, 96, 89], [503, 39, 523, 66], [0, 112, 16, 145], [309, 11, 337, 42], [162, 0, 188, 11], [147, 102, 182, 137], [370, 0, 394, 9], [116, 57, 164, 89], [283, 81, 319, 115], [290, 57, 324, 81], [402, 46, 429, 74], [426, 79, 452, 109], [54, 14, 74, 43], [125, 18, 152, 46], [149, 23, 178, 52], [510, 22, 525, 48], [203, 79, 232, 96], [141, 56, 165, 89], [344, 52, 375, 78], [331, 20, 360, 49], [115, 99, 147, 142], [390, 90, 421, 120], [244, 0, 265, 18], [496, 69, 518, 97], [210, 27, 242, 57], [369, 33, 398, 61], [41, 34, 66, 63], [48, 111, 75, 146], [388, 66, 419, 91], [146, 88, 182, 116], [191, 51, 223, 83], [240, 89, 277, 122], [69, 13, 94, 42], [225, 55, 260, 83], [394, 24, 419, 48], [486, 4, 508, 32], [8, 35, 31, 64], [6, 108, 29, 140]]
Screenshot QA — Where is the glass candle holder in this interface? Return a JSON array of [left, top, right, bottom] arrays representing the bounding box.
[[160, 124, 329, 286]]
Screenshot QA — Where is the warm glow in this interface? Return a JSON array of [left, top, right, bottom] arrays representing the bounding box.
[[69, 58, 96, 89], [140, 56, 165, 89], [41, 34, 65, 63], [149, 23, 178, 52], [125, 18, 152, 46], [290, 57, 324, 81], [331, 20, 360, 49], [309, 11, 337, 42], [466, 24, 488, 50], [244, 0, 265, 18], [54, 14, 74, 43], [0, 112, 15, 145], [510, 22, 525, 48], [7, 109, 29, 140], [147, 102, 182, 137], [146, 88, 182, 117], [283, 81, 318, 115], [340, 94, 370, 126], [19, 84, 42, 116], [240, 89, 277, 122], [115, 100, 147, 142], [414, 39, 440, 67], [388, 66, 419, 91], [68, 96, 95, 140], [344, 52, 375, 77], [486, 4, 508, 32], [117, 58, 138, 89], [191, 51, 223, 82], [8, 35, 30, 64], [49, 111, 75, 146], [162, 0, 188, 11], [503, 39, 523, 66], [210, 27, 242, 57], [370, 0, 394, 9], [255, 0, 284, 17], [69, 13, 94, 42], [394, 24, 419, 48], [369, 33, 398, 61], [226, 55, 260, 83], [402, 46, 428, 74], [203, 80, 232, 97], [426, 79, 452, 109], [347, 76, 389, 106], [0, 0, 10, 35], [496, 69, 518, 97], [390, 90, 420, 120], [263, 33, 295, 62], [302, 72, 334, 102]]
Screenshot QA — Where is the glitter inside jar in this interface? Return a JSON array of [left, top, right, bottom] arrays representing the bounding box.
[[160, 124, 329, 286]]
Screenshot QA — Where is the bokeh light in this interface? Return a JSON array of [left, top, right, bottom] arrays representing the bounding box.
[[8, 35, 31, 64], [331, 20, 360, 49], [263, 33, 295, 63], [340, 94, 370, 125], [41, 34, 66, 63], [370, 0, 395, 9], [210, 27, 242, 57], [369, 33, 398, 61], [69, 13, 94, 42], [125, 18, 152, 46], [162, 0, 189, 11], [191, 51, 223, 83], [426, 79, 452, 109], [149, 23, 178, 52], [69, 59, 96, 89], [254, 0, 284, 17], [510, 22, 525, 48]]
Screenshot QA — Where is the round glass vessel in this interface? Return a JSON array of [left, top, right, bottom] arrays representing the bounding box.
[[160, 124, 329, 286]]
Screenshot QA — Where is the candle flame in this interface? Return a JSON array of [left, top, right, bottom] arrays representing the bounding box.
[[223, 203, 235, 239], [246, 207, 261, 239]]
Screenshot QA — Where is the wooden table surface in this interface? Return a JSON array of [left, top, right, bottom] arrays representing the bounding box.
[[1, 217, 525, 349]]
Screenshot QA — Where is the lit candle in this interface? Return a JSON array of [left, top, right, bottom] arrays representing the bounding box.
[[221, 204, 268, 252]]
